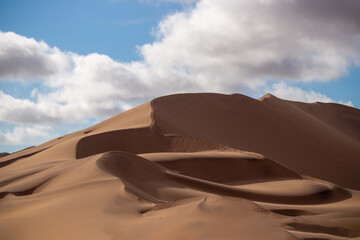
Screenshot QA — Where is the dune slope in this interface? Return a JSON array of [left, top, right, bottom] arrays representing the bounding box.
[[1, 93, 359, 240], [151, 93, 360, 189]]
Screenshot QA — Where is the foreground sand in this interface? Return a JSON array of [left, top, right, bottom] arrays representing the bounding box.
[[1, 93, 360, 240]]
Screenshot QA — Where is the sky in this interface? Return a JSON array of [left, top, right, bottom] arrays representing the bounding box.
[[0, 0, 360, 153]]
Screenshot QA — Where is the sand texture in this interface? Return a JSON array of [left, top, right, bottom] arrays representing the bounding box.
[[1, 93, 360, 240]]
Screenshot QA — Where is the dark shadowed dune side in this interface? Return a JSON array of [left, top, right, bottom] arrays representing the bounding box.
[[0, 153, 9, 158], [288, 100, 360, 143], [151, 93, 360, 189], [98, 151, 351, 205], [76, 128, 231, 159], [141, 152, 302, 184]]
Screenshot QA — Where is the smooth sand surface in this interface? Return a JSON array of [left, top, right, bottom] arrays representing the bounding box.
[[1, 93, 359, 240]]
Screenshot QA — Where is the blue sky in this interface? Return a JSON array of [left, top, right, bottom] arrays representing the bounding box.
[[0, 0, 186, 61], [0, 0, 359, 153]]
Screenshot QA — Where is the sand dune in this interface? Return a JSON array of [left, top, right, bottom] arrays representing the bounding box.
[[0, 153, 9, 158], [1, 93, 359, 240]]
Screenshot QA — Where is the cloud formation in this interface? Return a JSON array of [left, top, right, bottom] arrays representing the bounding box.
[[1, 0, 359, 131], [0, 32, 70, 80], [141, 0, 360, 87], [0, 125, 53, 145], [268, 82, 353, 107]]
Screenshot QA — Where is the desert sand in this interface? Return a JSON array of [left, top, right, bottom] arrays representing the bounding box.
[[0, 93, 360, 240]]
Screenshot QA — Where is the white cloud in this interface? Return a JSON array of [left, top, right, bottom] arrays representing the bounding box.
[[0, 125, 53, 145], [0, 34, 203, 124], [0, 0, 359, 128], [268, 82, 354, 107], [141, 0, 360, 87], [0, 91, 61, 124], [0, 32, 71, 80]]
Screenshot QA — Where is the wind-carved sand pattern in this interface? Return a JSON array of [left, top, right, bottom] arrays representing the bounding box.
[[1, 93, 360, 240]]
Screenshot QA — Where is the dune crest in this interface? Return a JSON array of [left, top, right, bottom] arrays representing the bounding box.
[[1, 93, 360, 240]]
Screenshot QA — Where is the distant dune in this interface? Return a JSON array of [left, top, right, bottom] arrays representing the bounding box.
[[0, 153, 9, 158], [1, 93, 359, 240]]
